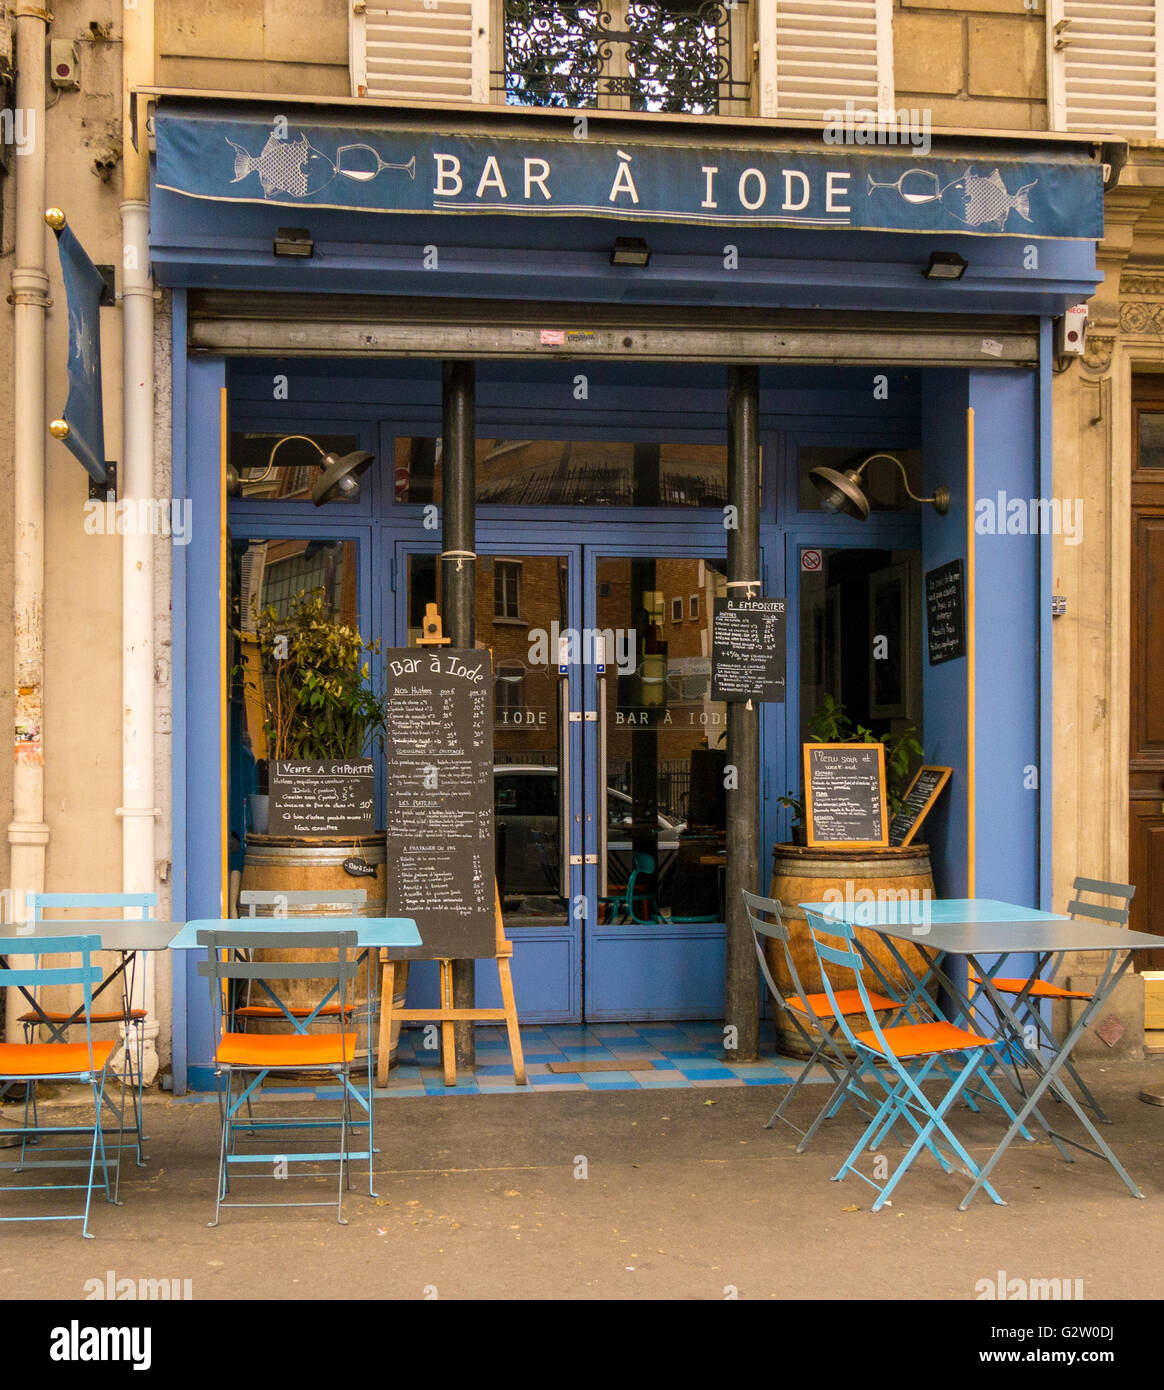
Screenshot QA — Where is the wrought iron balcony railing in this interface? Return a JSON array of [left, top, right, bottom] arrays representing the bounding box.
[[496, 1, 749, 115]]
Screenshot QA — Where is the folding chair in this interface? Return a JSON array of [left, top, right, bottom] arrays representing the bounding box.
[[17, 892, 157, 1166], [981, 877, 1134, 1123], [0, 935, 123, 1237], [197, 928, 374, 1226], [744, 890, 906, 1152], [806, 908, 1025, 1210], [232, 890, 366, 1029]]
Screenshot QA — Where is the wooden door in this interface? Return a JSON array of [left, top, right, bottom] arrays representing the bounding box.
[[1130, 378, 1164, 966]]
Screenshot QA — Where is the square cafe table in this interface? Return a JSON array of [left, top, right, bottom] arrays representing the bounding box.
[[800, 897, 1164, 1210]]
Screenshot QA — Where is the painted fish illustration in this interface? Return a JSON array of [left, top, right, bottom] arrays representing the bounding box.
[[226, 130, 336, 198], [942, 167, 1036, 228], [867, 166, 1037, 229]]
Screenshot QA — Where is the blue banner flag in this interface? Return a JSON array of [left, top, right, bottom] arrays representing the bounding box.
[[155, 107, 1105, 242], [53, 223, 108, 484]]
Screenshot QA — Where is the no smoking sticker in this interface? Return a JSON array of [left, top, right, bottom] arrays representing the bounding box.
[[801, 548, 823, 572]]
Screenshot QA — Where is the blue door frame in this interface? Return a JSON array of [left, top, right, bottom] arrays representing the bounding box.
[[171, 343, 1052, 1091]]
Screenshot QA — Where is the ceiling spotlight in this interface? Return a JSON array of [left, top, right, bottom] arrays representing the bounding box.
[[808, 452, 950, 521], [923, 251, 968, 281], [273, 227, 314, 258], [611, 236, 651, 268], [227, 434, 374, 505]]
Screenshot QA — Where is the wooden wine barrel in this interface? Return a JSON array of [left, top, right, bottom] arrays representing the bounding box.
[[767, 842, 936, 1058], [239, 833, 409, 1066]]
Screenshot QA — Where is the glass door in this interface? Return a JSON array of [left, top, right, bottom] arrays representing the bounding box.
[[581, 553, 730, 1021]]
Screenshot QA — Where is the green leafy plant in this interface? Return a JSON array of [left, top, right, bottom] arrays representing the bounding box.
[[241, 588, 387, 762], [779, 694, 923, 827]]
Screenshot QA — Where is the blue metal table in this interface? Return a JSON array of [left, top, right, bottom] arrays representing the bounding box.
[[801, 898, 1164, 1209]]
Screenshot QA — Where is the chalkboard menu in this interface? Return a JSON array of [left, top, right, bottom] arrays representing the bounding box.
[[804, 743, 888, 848], [889, 766, 953, 847], [268, 761, 376, 836], [382, 648, 495, 960], [925, 559, 966, 666], [711, 597, 786, 702]]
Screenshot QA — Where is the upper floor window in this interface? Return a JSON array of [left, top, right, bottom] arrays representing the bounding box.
[[1049, 0, 1164, 136], [498, 1, 750, 113]]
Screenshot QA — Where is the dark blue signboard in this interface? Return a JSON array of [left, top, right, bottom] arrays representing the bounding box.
[[155, 108, 1104, 241]]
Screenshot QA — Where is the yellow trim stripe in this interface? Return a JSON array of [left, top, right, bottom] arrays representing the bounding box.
[[966, 407, 976, 899], [220, 386, 229, 916]]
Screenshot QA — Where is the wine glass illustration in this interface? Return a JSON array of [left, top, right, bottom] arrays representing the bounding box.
[[866, 169, 942, 205], [334, 144, 417, 182]]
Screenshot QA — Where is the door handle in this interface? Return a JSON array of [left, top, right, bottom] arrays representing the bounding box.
[[597, 677, 608, 898], [559, 678, 571, 901]]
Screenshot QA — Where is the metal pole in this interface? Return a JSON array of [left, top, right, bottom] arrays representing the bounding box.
[[441, 361, 477, 1072], [724, 365, 760, 1061]]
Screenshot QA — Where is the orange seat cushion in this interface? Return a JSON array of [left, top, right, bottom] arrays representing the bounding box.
[[216, 1031, 358, 1068], [991, 977, 1092, 1001], [0, 1041, 116, 1076], [233, 1004, 352, 1019], [854, 1021, 990, 1058], [786, 988, 900, 1018], [19, 1010, 147, 1025]]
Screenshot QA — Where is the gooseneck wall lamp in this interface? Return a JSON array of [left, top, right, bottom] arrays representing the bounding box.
[[808, 452, 950, 522], [226, 434, 374, 505]]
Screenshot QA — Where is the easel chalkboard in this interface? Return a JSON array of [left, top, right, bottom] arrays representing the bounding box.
[[889, 766, 952, 847], [375, 607, 526, 1087], [804, 743, 888, 849]]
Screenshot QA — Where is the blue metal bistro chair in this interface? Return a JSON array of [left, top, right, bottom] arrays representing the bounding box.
[[0, 935, 123, 1238], [197, 928, 373, 1226], [805, 908, 1025, 1211], [17, 891, 157, 1166], [743, 890, 905, 1152]]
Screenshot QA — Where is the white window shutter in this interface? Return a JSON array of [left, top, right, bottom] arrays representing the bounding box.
[[350, 0, 490, 103], [760, 0, 895, 119], [1049, 0, 1164, 136]]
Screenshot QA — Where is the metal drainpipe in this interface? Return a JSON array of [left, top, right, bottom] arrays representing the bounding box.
[[119, 1, 160, 1082], [6, 6, 51, 1042]]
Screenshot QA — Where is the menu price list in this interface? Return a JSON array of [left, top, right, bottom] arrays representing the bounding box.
[[806, 745, 886, 846], [383, 650, 495, 959], [711, 597, 786, 702], [925, 559, 966, 666], [268, 761, 376, 836]]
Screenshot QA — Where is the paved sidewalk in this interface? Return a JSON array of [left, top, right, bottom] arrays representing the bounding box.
[[3, 1057, 1162, 1301]]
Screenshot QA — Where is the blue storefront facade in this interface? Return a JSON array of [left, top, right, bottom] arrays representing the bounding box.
[[147, 93, 1106, 1092]]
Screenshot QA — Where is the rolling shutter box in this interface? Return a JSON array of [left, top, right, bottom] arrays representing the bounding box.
[[1050, 0, 1164, 136], [350, 0, 490, 103]]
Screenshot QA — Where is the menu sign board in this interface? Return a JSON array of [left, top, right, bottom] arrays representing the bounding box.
[[268, 761, 375, 836], [804, 743, 888, 848], [711, 597, 786, 702], [382, 648, 495, 960], [889, 766, 953, 847], [925, 559, 966, 666]]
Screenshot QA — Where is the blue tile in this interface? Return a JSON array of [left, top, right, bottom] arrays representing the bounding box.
[[584, 1079, 644, 1091], [676, 1065, 735, 1079], [531, 1072, 579, 1085], [659, 1049, 715, 1060], [742, 1076, 793, 1087]]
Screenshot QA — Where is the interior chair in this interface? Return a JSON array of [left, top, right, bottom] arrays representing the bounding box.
[[983, 876, 1135, 1124], [623, 851, 665, 924], [0, 934, 123, 1237], [805, 907, 1027, 1211], [197, 927, 374, 1225], [743, 889, 904, 1151], [17, 891, 157, 1166]]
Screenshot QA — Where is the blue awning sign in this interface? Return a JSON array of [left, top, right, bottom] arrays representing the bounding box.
[[154, 109, 1104, 242]]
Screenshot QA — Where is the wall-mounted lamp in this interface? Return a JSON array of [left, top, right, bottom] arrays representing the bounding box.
[[273, 227, 314, 258], [227, 434, 374, 505], [808, 452, 950, 521], [611, 236, 651, 267], [923, 251, 967, 281]]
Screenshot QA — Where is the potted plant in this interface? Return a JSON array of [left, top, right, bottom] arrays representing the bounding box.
[[777, 693, 922, 843]]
